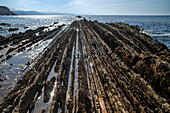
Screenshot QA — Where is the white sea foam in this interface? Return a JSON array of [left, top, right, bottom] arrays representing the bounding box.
[[148, 33, 170, 37]]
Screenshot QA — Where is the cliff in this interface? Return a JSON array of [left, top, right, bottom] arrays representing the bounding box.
[[0, 6, 16, 15]]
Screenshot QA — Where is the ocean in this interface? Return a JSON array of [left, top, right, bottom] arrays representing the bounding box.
[[0, 15, 75, 35], [85, 15, 170, 49], [0, 15, 170, 48]]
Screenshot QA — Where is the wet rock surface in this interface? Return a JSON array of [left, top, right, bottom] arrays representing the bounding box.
[[0, 23, 11, 26], [44, 77, 55, 103], [0, 23, 65, 60], [0, 27, 3, 31], [0, 22, 66, 103], [0, 20, 170, 112], [76, 15, 83, 18], [8, 28, 19, 32]]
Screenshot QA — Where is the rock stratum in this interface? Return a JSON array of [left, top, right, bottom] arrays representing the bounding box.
[[0, 20, 170, 113], [0, 6, 16, 15]]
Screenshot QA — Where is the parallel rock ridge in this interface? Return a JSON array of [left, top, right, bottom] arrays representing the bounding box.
[[0, 20, 170, 113], [0, 6, 16, 15]]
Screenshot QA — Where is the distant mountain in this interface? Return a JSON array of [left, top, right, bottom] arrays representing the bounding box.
[[0, 6, 16, 15], [13, 10, 74, 15]]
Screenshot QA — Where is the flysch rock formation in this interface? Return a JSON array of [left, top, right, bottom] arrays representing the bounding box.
[[0, 20, 170, 113], [0, 6, 16, 15]]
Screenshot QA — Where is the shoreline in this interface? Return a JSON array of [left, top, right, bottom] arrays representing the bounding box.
[[1, 15, 170, 49], [0, 22, 66, 103], [0, 20, 170, 112]]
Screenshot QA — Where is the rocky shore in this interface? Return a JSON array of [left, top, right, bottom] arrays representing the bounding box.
[[0, 21, 65, 102], [0, 20, 169, 112]]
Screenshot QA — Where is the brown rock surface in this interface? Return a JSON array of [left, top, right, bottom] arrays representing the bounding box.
[[0, 20, 169, 113]]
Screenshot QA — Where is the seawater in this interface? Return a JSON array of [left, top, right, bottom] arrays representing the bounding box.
[[0, 15, 170, 48], [85, 15, 170, 49], [0, 15, 75, 36]]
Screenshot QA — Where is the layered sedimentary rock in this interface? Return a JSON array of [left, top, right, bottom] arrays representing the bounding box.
[[0, 20, 169, 113], [0, 24, 65, 61]]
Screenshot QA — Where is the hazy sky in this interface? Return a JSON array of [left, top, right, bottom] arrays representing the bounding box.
[[0, 0, 170, 15]]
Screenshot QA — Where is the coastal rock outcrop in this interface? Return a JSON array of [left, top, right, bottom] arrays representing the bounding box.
[[0, 6, 16, 15], [8, 28, 19, 31], [0, 20, 169, 113]]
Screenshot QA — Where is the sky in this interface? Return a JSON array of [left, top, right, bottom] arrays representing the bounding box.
[[0, 0, 170, 15]]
